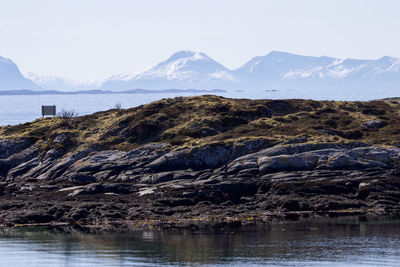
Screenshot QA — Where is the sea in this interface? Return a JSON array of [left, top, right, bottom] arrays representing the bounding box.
[[0, 216, 400, 266]]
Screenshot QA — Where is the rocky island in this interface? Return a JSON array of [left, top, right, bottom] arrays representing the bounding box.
[[1, 95, 400, 231]]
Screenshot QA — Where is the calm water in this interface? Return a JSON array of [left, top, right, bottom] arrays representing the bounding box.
[[0, 216, 400, 266]]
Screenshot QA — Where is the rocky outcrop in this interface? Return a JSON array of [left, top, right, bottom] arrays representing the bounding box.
[[0, 138, 33, 159], [1, 138, 400, 230], [0, 145, 38, 177], [361, 120, 387, 130], [147, 139, 272, 171]]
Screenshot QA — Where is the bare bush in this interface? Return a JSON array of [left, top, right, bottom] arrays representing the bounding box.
[[57, 109, 78, 126], [113, 103, 122, 110]]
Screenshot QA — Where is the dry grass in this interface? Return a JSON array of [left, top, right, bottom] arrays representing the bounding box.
[[1, 95, 400, 154]]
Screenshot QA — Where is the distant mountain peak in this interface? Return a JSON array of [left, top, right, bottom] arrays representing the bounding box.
[[0, 56, 13, 64], [267, 50, 295, 57], [0, 56, 41, 91], [102, 50, 232, 90], [164, 50, 211, 62], [100, 50, 400, 93], [376, 55, 399, 63]]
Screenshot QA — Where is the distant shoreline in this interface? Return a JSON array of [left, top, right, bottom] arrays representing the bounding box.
[[0, 88, 226, 96]]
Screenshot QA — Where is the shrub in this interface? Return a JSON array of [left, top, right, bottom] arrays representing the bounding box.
[[57, 109, 78, 126], [113, 103, 122, 110]]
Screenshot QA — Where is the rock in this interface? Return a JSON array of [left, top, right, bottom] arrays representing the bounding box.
[[359, 182, 370, 188], [45, 148, 65, 159], [229, 145, 400, 173], [104, 192, 119, 196], [280, 199, 300, 211], [146, 150, 190, 171], [147, 139, 273, 172], [3, 131, 400, 230], [66, 183, 131, 196], [212, 182, 257, 202], [361, 120, 387, 130], [0, 138, 32, 159], [68, 183, 104, 196], [138, 188, 155, 196], [259, 155, 314, 172], [68, 174, 96, 184], [13, 159, 53, 181], [53, 133, 72, 146], [36, 149, 92, 180], [322, 149, 392, 170], [228, 160, 258, 174], [0, 146, 39, 177], [141, 172, 174, 184], [240, 196, 254, 203], [356, 181, 381, 200], [103, 183, 132, 194], [233, 143, 366, 164], [39, 185, 60, 191], [68, 207, 89, 221], [141, 170, 196, 184], [58, 185, 84, 192], [17, 210, 54, 224], [68, 163, 103, 173], [159, 198, 196, 207], [93, 170, 115, 181]]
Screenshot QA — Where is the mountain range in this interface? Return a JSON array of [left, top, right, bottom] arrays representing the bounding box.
[[1, 50, 400, 98], [0, 56, 41, 91], [25, 73, 104, 91]]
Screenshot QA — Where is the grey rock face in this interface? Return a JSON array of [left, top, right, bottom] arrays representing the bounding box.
[[147, 139, 272, 172], [53, 133, 72, 145], [6, 158, 40, 180], [228, 144, 400, 174], [1, 139, 399, 186], [3, 137, 400, 228], [0, 138, 32, 159], [35, 149, 92, 180], [0, 146, 39, 177], [361, 120, 387, 130]]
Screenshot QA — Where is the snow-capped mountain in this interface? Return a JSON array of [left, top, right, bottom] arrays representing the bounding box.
[[0, 56, 41, 91], [100, 50, 400, 96], [234, 51, 400, 92], [101, 50, 237, 91], [2, 50, 400, 100], [25, 73, 103, 91]]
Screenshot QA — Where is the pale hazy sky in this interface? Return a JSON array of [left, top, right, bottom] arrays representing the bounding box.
[[0, 0, 399, 80]]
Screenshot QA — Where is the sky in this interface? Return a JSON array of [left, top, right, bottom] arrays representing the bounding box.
[[0, 0, 399, 81]]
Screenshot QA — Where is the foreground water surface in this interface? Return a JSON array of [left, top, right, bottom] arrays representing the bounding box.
[[0, 216, 400, 266]]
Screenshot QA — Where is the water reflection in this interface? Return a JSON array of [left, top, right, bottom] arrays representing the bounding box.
[[1, 216, 400, 266]]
